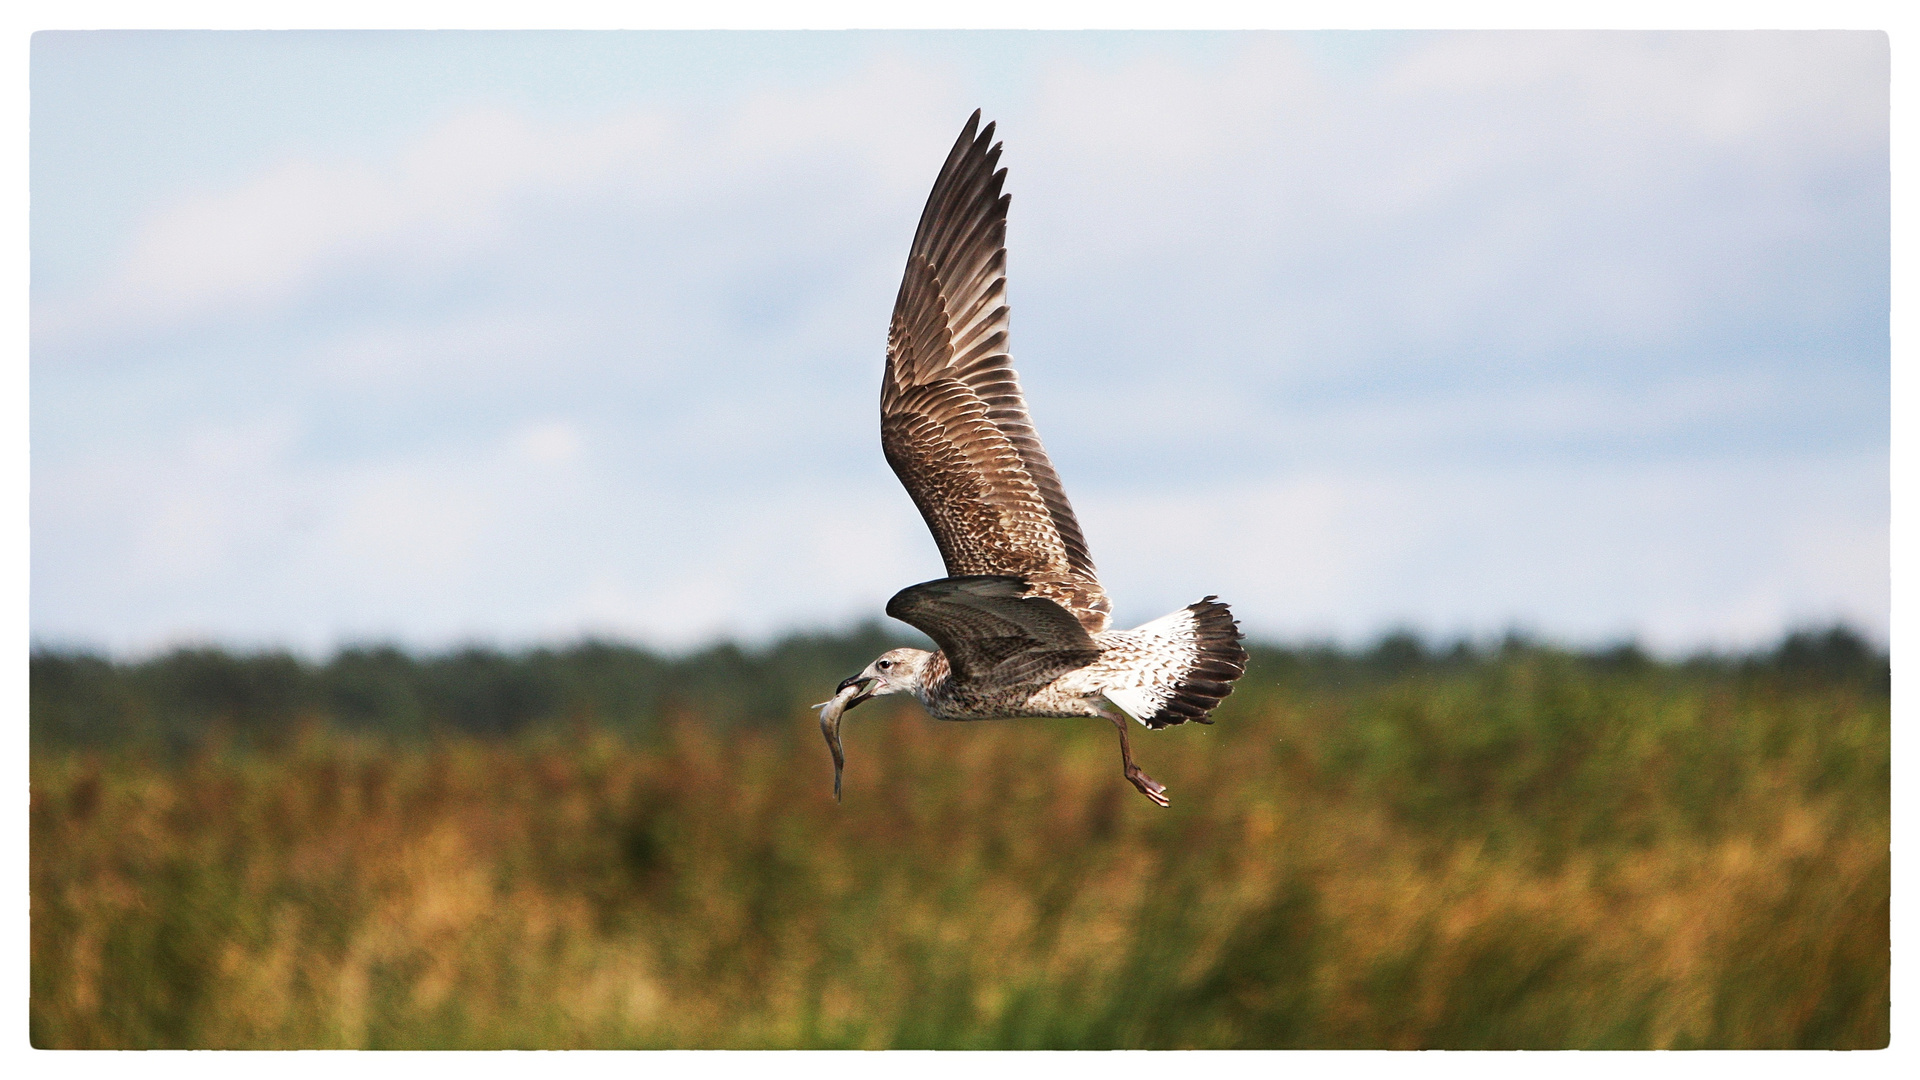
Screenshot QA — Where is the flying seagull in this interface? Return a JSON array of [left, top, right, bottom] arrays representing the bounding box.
[[819, 110, 1248, 807]]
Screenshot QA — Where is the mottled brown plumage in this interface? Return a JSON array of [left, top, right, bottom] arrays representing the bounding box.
[[826, 111, 1248, 806], [881, 112, 1111, 634]]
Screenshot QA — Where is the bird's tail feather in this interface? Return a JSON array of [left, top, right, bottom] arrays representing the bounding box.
[[1104, 597, 1248, 729]]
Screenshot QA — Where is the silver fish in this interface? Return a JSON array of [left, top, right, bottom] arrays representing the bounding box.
[[815, 682, 863, 801]]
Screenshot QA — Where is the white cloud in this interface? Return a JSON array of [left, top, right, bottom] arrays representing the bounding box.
[[30, 33, 1888, 655], [35, 55, 960, 349], [510, 420, 585, 466], [1079, 450, 1888, 652]]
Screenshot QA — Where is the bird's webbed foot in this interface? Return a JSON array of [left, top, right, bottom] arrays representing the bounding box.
[[1124, 763, 1170, 807], [1097, 704, 1172, 808]]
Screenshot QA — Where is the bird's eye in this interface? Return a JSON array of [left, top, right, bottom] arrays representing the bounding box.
[[878, 659, 892, 670]]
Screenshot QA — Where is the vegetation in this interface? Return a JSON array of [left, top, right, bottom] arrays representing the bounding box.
[[30, 628, 1889, 1048]]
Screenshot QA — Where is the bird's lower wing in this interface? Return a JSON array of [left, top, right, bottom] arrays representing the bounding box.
[[886, 575, 1101, 683]]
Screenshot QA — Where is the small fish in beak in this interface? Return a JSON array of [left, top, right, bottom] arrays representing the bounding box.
[[814, 676, 873, 802]]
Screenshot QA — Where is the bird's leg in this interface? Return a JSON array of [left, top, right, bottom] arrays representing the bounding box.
[[1098, 707, 1169, 807]]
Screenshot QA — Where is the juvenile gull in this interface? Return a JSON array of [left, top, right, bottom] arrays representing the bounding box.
[[825, 111, 1248, 806]]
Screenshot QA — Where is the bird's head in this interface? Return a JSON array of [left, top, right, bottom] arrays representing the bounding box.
[[837, 648, 934, 707]]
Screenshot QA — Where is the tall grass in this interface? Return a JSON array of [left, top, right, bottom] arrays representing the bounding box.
[[31, 644, 1888, 1048]]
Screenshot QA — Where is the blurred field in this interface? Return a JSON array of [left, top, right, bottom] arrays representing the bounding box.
[[30, 631, 1889, 1048]]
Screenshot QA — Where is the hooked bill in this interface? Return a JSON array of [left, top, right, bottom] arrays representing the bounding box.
[[817, 683, 862, 802]]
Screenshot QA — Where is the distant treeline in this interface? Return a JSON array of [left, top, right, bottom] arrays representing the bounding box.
[[30, 624, 1887, 751]]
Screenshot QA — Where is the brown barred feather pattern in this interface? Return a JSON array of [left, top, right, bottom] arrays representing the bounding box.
[[881, 110, 1111, 634]]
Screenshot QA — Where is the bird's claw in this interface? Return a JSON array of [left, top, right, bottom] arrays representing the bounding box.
[[1126, 767, 1170, 807]]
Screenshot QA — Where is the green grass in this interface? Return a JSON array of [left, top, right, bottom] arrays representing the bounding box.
[[30, 638, 1889, 1048]]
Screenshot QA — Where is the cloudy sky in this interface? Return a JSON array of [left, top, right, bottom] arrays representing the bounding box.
[[29, 30, 1888, 657]]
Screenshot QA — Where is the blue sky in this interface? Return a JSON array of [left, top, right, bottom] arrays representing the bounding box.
[[29, 30, 1889, 656]]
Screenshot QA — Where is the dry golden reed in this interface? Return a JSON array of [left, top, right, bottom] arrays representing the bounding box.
[[31, 655, 1888, 1048]]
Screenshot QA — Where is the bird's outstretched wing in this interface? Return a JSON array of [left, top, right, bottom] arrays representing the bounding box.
[[887, 575, 1101, 684], [882, 110, 1111, 633]]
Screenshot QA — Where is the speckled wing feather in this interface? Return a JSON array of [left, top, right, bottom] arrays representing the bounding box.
[[887, 575, 1101, 684], [882, 110, 1112, 633]]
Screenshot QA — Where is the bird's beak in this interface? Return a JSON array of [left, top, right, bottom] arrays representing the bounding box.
[[835, 673, 878, 708]]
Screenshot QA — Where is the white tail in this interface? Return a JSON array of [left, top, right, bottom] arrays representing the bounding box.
[[1104, 597, 1248, 729]]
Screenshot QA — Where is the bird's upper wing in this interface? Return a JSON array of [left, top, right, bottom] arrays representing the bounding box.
[[887, 575, 1101, 684], [881, 110, 1111, 633]]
